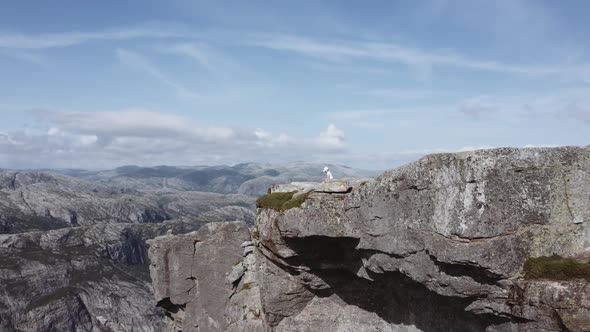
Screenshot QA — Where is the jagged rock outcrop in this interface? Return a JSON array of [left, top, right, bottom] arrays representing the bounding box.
[[151, 146, 590, 332], [0, 219, 218, 331], [148, 222, 264, 331]]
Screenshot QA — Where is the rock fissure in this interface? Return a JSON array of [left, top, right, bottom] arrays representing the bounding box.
[[19, 191, 34, 214], [432, 227, 526, 243], [562, 171, 576, 222], [9, 172, 18, 190]]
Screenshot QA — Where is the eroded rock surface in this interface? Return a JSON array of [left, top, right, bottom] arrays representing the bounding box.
[[258, 146, 590, 332], [0, 220, 214, 332], [148, 221, 264, 332], [151, 146, 590, 332]]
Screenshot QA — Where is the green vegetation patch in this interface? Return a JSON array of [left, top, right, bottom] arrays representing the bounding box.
[[524, 255, 590, 281], [241, 282, 254, 291], [256, 191, 310, 212]]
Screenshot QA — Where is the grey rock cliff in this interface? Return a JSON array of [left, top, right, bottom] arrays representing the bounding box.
[[148, 221, 264, 332], [151, 146, 590, 332], [0, 220, 201, 331]]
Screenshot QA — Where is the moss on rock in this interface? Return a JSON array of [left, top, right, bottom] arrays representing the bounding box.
[[241, 282, 254, 291], [524, 255, 590, 281], [282, 192, 311, 211], [256, 191, 310, 212]]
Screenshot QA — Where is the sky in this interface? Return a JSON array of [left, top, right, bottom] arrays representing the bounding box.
[[0, 0, 589, 170]]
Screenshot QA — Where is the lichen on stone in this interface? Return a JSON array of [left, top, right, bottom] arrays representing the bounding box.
[[241, 282, 254, 291], [524, 255, 590, 281]]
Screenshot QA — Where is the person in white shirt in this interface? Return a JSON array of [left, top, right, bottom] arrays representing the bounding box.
[[323, 166, 334, 181]]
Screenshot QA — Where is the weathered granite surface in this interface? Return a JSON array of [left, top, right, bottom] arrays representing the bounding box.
[[151, 146, 590, 332], [148, 221, 264, 332]]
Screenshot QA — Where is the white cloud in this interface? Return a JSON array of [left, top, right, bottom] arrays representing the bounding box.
[[0, 26, 185, 49], [34, 108, 234, 142], [315, 124, 345, 150], [164, 43, 215, 70], [0, 109, 347, 169], [455, 88, 590, 122], [250, 35, 590, 80], [326, 109, 408, 121], [254, 128, 272, 140], [116, 49, 200, 99], [79, 135, 98, 145], [47, 127, 62, 136], [160, 42, 259, 85], [0, 49, 50, 66], [253, 128, 291, 147], [364, 88, 447, 100]]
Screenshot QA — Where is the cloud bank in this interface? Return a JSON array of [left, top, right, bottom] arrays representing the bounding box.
[[0, 109, 346, 169]]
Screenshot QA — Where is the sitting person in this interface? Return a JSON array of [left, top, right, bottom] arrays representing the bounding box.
[[323, 166, 334, 181]]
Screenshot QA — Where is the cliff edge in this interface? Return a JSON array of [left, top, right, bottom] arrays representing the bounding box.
[[150, 146, 590, 332]]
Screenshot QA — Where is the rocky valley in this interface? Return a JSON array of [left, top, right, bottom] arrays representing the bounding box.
[[0, 163, 370, 331]]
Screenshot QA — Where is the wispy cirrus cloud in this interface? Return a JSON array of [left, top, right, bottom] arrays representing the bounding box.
[[163, 43, 216, 71], [160, 42, 260, 84], [0, 25, 185, 49], [326, 87, 590, 130], [363, 88, 448, 100], [325, 109, 408, 121], [456, 88, 590, 122], [116, 48, 200, 99], [0, 49, 50, 66], [249, 35, 590, 80]]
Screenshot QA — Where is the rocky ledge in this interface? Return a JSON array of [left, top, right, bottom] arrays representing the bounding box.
[[149, 146, 590, 332]]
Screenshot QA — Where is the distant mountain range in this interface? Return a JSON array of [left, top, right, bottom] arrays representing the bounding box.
[[0, 170, 255, 234], [50, 162, 377, 196]]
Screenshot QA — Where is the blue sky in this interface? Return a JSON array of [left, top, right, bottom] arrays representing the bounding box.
[[0, 0, 589, 170]]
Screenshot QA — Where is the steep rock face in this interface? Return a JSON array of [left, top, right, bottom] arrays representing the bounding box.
[[257, 146, 590, 332], [0, 220, 212, 331], [150, 146, 590, 332], [148, 222, 264, 332]]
